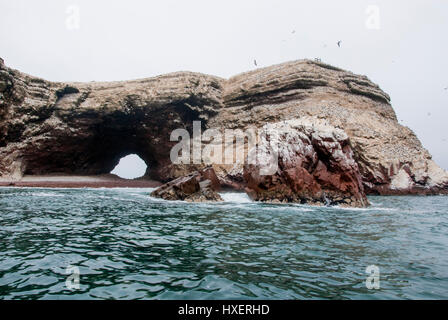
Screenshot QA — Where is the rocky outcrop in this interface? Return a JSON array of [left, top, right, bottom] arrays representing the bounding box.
[[1, 57, 447, 203], [0, 59, 223, 181], [150, 167, 223, 202], [209, 60, 448, 196], [243, 119, 368, 207]]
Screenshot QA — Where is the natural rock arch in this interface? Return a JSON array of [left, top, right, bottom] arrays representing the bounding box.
[[1, 57, 447, 195], [0, 66, 222, 181]]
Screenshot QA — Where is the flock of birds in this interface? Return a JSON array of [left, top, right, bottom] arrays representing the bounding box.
[[251, 33, 447, 144], [252, 34, 448, 95], [253, 35, 342, 67]]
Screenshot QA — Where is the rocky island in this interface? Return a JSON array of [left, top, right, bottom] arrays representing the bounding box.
[[1, 57, 447, 207]]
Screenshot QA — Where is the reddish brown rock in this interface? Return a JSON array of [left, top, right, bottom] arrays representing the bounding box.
[[199, 166, 221, 191], [243, 119, 368, 207], [210, 60, 448, 196]]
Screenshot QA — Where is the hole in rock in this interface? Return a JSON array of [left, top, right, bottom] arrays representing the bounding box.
[[111, 154, 147, 179]]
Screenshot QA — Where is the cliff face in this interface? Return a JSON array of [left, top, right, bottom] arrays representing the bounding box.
[[0, 57, 223, 181], [210, 60, 448, 195], [1, 57, 447, 197]]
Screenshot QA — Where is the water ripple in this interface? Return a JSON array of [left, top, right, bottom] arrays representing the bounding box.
[[0, 188, 448, 299]]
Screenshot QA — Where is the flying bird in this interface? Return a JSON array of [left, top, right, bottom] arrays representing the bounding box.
[[292, 30, 296, 34], [254, 59, 257, 67], [444, 87, 447, 90], [337, 40, 342, 47]]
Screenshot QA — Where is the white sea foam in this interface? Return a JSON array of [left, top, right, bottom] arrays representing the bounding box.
[[30, 192, 66, 197], [219, 192, 252, 203], [329, 205, 398, 212], [145, 191, 252, 204]]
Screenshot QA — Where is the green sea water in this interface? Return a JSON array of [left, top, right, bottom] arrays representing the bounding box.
[[0, 187, 447, 300]]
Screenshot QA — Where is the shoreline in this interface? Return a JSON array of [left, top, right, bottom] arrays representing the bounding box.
[[1, 175, 447, 197], [0, 174, 163, 189]]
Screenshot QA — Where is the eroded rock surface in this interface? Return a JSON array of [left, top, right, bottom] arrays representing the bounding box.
[[209, 60, 448, 196], [243, 119, 368, 207], [1, 58, 447, 202], [0, 60, 223, 181], [150, 167, 223, 202]]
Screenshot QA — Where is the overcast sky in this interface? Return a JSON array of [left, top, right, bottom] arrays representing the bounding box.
[[1, 0, 447, 177]]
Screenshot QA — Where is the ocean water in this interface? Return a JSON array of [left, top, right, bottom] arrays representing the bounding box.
[[0, 187, 447, 300]]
